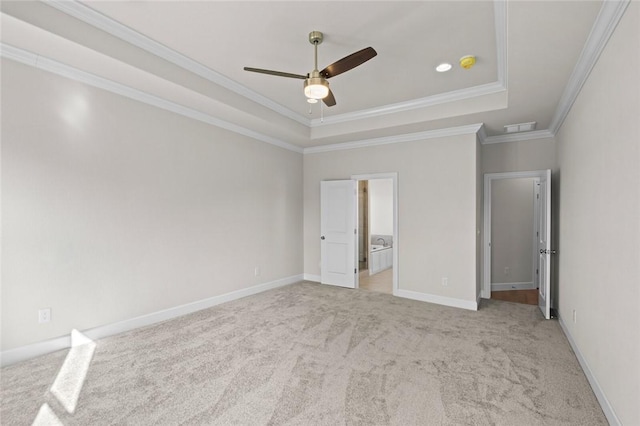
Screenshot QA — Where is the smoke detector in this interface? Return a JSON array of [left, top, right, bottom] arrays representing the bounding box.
[[459, 55, 476, 69]]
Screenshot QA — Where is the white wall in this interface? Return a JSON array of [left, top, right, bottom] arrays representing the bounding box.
[[1, 59, 304, 351], [555, 3, 639, 424], [490, 178, 535, 286], [482, 138, 556, 174], [368, 179, 393, 236], [304, 133, 479, 306]]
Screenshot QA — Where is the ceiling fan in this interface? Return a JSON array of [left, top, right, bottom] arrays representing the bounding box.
[[244, 31, 377, 107]]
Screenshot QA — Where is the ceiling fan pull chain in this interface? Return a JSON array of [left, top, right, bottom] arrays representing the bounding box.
[[321, 100, 324, 123]]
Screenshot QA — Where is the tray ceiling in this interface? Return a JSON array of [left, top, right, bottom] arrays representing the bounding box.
[[0, 1, 610, 149]]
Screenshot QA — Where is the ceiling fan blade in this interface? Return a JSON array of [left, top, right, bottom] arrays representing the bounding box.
[[243, 67, 307, 80], [323, 89, 336, 107], [320, 47, 377, 79]]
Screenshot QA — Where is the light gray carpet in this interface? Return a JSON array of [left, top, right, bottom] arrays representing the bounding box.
[[1, 282, 606, 425]]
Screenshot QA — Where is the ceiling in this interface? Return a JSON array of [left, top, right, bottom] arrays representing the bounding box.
[[1, 1, 608, 151]]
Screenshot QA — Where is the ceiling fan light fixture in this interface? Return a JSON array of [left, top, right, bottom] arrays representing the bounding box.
[[304, 77, 330, 99], [307, 98, 319, 104]]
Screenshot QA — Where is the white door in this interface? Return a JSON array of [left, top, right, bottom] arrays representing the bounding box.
[[321, 180, 357, 288], [537, 170, 552, 319]]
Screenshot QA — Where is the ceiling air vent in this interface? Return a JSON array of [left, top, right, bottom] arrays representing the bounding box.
[[504, 122, 536, 133]]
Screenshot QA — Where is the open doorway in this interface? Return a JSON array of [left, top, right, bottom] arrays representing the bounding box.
[[483, 170, 553, 318], [355, 177, 394, 294], [357, 181, 369, 273], [488, 177, 539, 305], [319, 173, 398, 294]]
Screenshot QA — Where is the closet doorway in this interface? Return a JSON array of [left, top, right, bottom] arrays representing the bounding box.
[[483, 170, 553, 319]]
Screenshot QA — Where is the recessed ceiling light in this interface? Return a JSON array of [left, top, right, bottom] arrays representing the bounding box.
[[436, 63, 452, 72]]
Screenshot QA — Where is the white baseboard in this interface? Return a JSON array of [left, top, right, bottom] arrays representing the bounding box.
[[558, 316, 620, 425], [491, 282, 535, 291], [303, 273, 321, 282], [396, 289, 478, 311], [1, 274, 303, 367]]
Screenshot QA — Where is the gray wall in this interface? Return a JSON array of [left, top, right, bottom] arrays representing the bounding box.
[[1, 60, 304, 350], [555, 3, 639, 423], [482, 138, 556, 174], [490, 178, 535, 286], [304, 134, 479, 305]]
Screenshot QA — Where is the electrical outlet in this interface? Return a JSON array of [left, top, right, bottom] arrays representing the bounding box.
[[572, 309, 577, 323], [441, 277, 448, 286], [504, 267, 510, 276], [38, 308, 51, 324], [254, 266, 260, 277]]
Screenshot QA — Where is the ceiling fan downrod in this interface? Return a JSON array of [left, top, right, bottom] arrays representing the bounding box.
[[308, 31, 324, 72], [305, 31, 329, 100]]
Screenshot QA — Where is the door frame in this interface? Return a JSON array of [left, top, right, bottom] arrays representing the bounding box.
[[536, 170, 552, 319], [482, 170, 550, 299], [351, 172, 399, 296]]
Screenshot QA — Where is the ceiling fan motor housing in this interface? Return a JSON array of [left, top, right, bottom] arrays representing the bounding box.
[[304, 70, 329, 99]]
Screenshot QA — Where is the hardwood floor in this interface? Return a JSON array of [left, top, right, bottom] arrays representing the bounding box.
[[491, 289, 538, 306], [359, 268, 393, 294]]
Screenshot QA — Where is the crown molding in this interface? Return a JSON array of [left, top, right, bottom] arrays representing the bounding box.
[[494, 0, 508, 88], [548, 0, 630, 134], [309, 0, 507, 128], [46, 0, 508, 132], [2, 42, 486, 155], [482, 129, 555, 145], [1, 43, 304, 154], [45, 0, 310, 127], [309, 82, 505, 127], [481, 0, 629, 145], [476, 124, 488, 144], [304, 123, 484, 154], [7, 0, 621, 152]]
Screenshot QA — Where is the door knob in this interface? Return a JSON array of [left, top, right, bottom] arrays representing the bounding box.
[[321, 236, 325, 240]]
